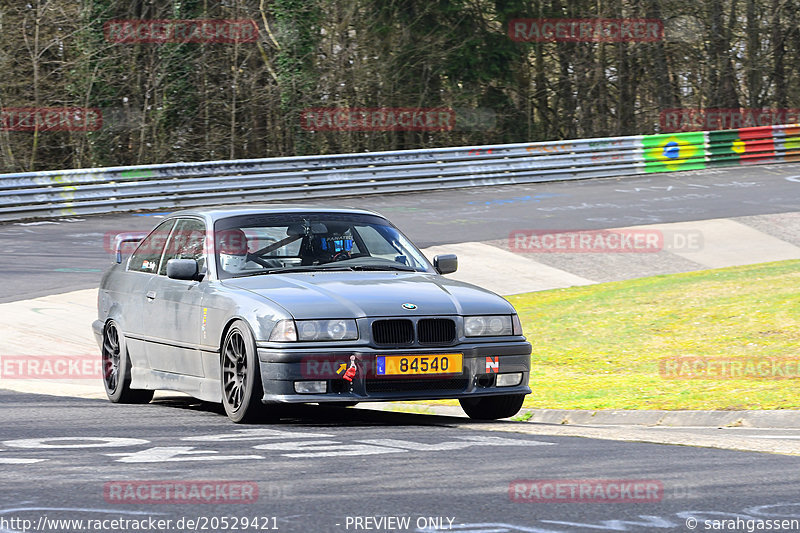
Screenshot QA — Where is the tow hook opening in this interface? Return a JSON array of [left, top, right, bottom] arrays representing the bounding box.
[[476, 374, 494, 388]]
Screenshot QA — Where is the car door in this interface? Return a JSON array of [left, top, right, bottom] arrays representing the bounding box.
[[122, 219, 176, 370], [142, 217, 208, 377]]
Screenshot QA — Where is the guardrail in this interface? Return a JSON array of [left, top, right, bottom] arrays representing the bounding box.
[[1, 124, 798, 222]]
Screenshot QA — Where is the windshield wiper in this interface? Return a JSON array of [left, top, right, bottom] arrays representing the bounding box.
[[250, 265, 355, 275], [235, 262, 418, 277], [346, 264, 417, 272]]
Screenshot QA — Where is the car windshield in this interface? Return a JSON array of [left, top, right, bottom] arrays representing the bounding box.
[[213, 212, 433, 279]]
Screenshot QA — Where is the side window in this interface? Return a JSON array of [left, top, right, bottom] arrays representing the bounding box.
[[159, 218, 207, 275], [129, 220, 176, 274]]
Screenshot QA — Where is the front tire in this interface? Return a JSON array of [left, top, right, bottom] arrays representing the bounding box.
[[102, 321, 154, 404], [221, 320, 265, 423], [459, 394, 525, 420]]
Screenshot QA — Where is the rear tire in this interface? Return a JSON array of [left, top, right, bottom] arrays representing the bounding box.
[[102, 321, 154, 404], [221, 320, 265, 423], [459, 394, 525, 420]]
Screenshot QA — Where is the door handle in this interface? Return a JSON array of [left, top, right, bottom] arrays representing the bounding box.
[[146, 290, 157, 300]]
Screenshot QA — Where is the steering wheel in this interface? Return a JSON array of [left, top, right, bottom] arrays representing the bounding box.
[[332, 251, 351, 261]]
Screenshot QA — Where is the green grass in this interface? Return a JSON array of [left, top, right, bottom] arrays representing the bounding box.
[[505, 259, 800, 410], [510, 411, 534, 422]]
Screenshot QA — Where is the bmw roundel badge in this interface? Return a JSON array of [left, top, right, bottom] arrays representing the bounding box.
[[402, 303, 417, 310]]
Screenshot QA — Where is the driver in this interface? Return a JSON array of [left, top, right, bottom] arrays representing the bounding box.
[[216, 228, 248, 273]]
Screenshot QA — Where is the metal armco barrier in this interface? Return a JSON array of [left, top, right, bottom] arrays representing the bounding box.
[[1, 124, 799, 222]]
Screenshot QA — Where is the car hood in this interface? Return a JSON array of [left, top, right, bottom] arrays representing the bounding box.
[[222, 271, 514, 319]]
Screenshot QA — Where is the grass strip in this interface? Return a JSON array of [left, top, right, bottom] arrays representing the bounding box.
[[506, 259, 800, 410]]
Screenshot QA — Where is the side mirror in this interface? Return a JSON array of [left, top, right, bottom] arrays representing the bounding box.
[[166, 258, 199, 281], [433, 254, 457, 275]]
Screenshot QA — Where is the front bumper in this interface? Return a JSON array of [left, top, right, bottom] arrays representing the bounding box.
[[91, 319, 104, 350], [256, 341, 531, 403]]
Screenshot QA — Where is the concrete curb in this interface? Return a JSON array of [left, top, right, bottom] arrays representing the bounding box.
[[368, 403, 800, 429], [522, 408, 800, 428]]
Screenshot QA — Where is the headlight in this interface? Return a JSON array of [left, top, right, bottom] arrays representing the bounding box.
[[464, 315, 513, 337], [297, 319, 358, 341], [323, 319, 354, 340], [270, 319, 358, 342]]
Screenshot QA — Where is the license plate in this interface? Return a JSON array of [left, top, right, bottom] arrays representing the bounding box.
[[375, 354, 462, 376]]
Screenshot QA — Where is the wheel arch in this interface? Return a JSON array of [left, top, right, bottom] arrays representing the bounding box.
[[219, 316, 257, 359], [104, 302, 126, 329]]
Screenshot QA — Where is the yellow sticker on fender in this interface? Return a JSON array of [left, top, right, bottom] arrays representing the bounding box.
[[376, 354, 462, 376]]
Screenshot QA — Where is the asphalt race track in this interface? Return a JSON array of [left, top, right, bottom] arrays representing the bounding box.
[[3, 390, 800, 533], [2, 164, 800, 532]]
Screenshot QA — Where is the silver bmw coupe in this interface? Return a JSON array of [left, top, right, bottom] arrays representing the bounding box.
[[94, 206, 531, 422]]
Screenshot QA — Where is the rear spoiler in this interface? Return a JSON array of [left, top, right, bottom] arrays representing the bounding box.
[[114, 232, 148, 264]]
